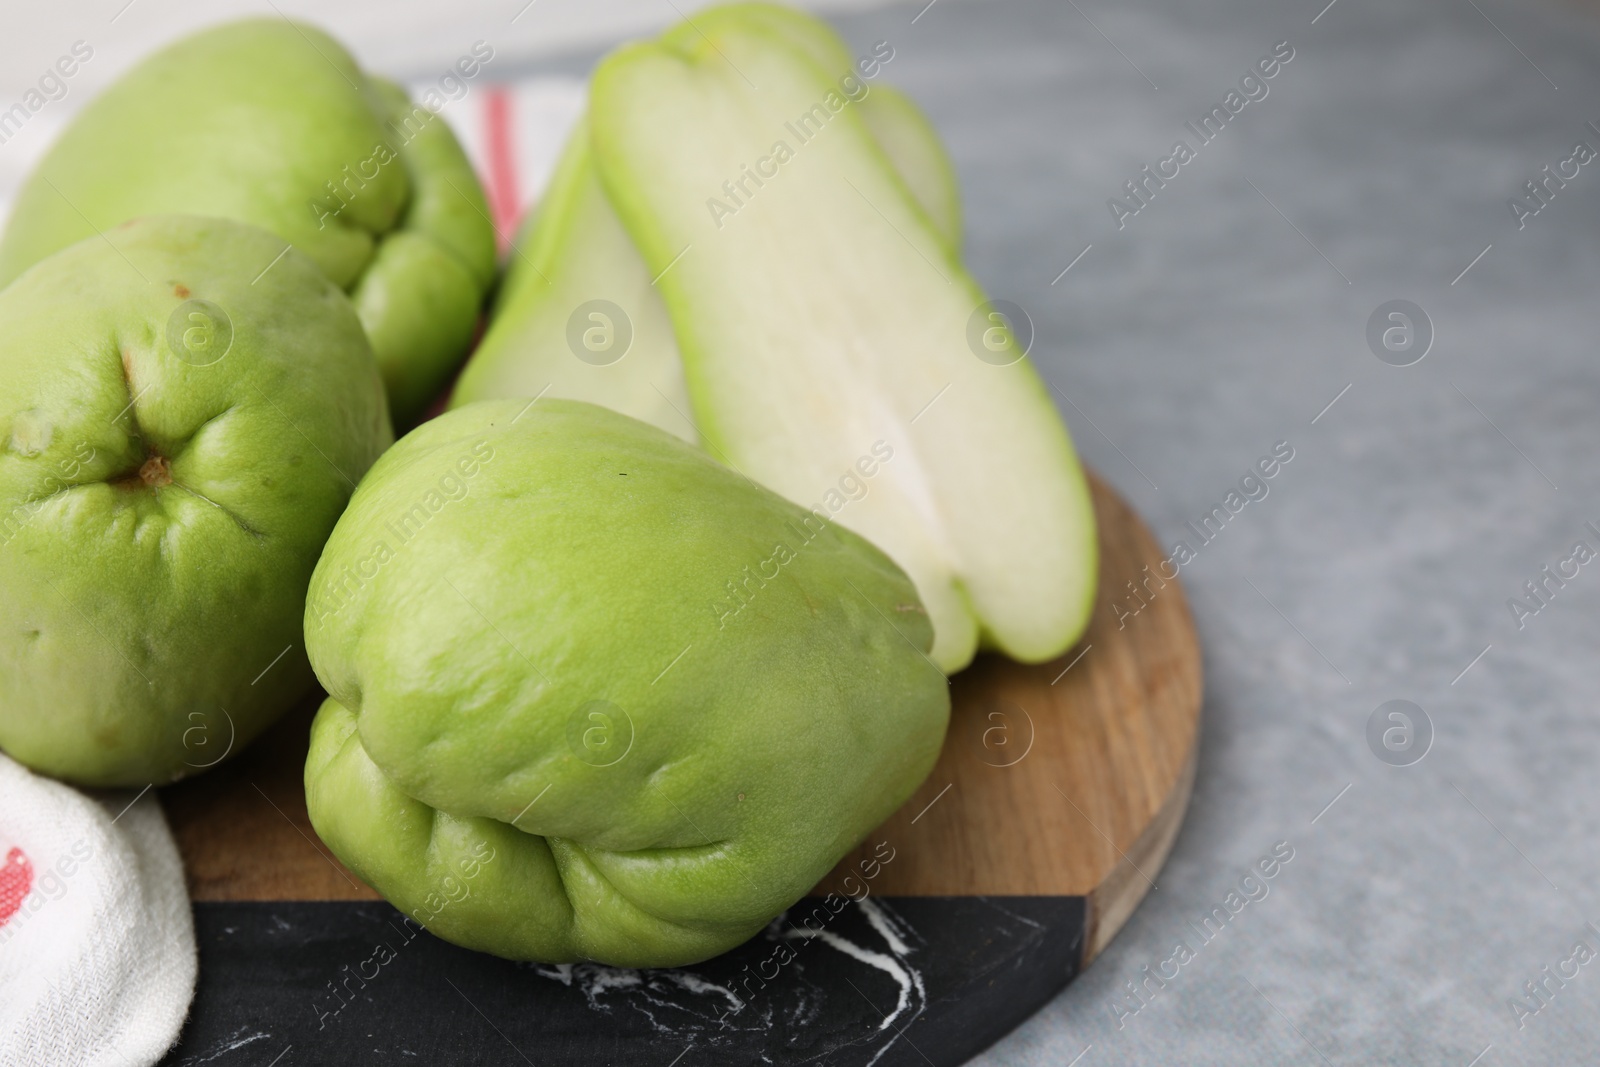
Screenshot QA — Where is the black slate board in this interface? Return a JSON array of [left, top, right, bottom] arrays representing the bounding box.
[[160, 898, 1084, 1067]]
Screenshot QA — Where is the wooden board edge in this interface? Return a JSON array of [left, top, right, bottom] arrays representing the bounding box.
[[1082, 734, 1199, 963]]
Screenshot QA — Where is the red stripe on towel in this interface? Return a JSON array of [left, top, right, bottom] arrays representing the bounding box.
[[483, 86, 521, 247], [0, 847, 33, 927]]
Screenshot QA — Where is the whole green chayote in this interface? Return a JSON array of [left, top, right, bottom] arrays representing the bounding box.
[[0, 215, 392, 786], [0, 19, 496, 426], [303, 399, 948, 967]]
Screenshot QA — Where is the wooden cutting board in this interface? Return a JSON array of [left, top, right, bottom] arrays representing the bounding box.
[[158, 471, 1201, 1067]]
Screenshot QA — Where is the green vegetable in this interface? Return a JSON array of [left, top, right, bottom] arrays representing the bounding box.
[[303, 399, 948, 966], [449, 2, 962, 435], [0, 19, 495, 427], [588, 17, 1097, 671], [0, 215, 392, 786]]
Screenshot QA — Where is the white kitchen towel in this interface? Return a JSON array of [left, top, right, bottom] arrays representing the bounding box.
[[425, 76, 586, 245], [0, 755, 196, 1067]]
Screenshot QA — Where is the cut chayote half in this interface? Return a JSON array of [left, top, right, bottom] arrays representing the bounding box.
[[303, 399, 948, 966], [589, 18, 1097, 671], [0, 215, 392, 786], [0, 19, 496, 427], [449, 2, 962, 438]]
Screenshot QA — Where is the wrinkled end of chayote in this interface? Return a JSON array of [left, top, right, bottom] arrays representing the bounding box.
[[0, 215, 391, 786], [308, 699, 768, 967], [352, 78, 497, 426]]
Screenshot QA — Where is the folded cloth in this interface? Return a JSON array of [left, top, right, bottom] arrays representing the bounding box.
[[0, 754, 196, 1067]]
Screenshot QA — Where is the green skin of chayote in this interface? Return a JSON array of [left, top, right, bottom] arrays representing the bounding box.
[[304, 399, 949, 967], [0, 215, 392, 787], [0, 18, 496, 427]]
